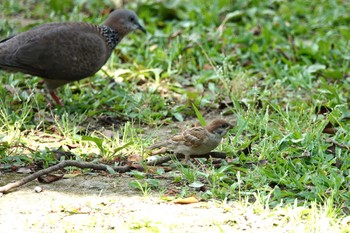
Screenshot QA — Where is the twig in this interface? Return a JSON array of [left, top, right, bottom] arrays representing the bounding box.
[[325, 138, 350, 150], [290, 151, 311, 160], [0, 152, 227, 194], [0, 160, 126, 194], [147, 152, 227, 165]]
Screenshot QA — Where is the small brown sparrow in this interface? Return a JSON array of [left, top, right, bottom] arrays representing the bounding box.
[[148, 119, 233, 162]]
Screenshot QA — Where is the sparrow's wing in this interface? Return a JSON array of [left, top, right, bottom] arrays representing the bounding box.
[[148, 134, 183, 150], [182, 127, 208, 147], [171, 134, 185, 142], [149, 127, 207, 149]]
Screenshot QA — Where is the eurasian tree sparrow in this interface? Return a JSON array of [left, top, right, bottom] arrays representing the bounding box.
[[148, 119, 233, 162]]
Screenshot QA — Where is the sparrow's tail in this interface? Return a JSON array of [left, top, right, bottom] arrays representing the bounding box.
[[147, 141, 167, 150]]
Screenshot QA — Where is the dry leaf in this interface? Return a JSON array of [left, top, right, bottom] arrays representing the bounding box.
[[4, 85, 17, 94], [315, 106, 332, 115], [258, 159, 268, 165], [251, 25, 262, 36], [17, 167, 33, 174], [326, 144, 336, 154], [323, 127, 337, 134], [63, 173, 80, 179], [38, 173, 64, 183], [172, 196, 199, 204], [169, 30, 182, 40], [128, 154, 142, 162], [102, 129, 115, 139], [203, 64, 214, 70]]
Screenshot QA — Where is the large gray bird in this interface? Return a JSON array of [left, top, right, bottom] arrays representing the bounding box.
[[0, 9, 146, 106]]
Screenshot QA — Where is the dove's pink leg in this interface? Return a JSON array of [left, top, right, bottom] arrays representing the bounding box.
[[49, 91, 64, 106]]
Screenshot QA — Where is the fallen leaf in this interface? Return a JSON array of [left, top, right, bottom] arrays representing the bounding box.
[[188, 181, 204, 188], [149, 44, 158, 52], [160, 166, 173, 172], [128, 154, 142, 162], [251, 25, 261, 36], [203, 64, 214, 70], [326, 144, 336, 154], [335, 158, 343, 169], [242, 60, 253, 67], [237, 141, 253, 155], [323, 122, 337, 134], [258, 159, 268, 165], [52, 150, 76, 160], [102, 129, 115, 139], [17, 167, 32, 174], [315, 106, 332, 115], [172, 196, 199, 204], [4, 85, 17, 94], [218, 100, 234, 110], [325, 138, 350, 150], [63, 173, 80, 179], [38, 173, 64, 183], [168, 30, 182, 40], [66, 144, 79, 149]]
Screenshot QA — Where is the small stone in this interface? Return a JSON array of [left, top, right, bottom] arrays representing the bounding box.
[[34, 186, 43, 193]]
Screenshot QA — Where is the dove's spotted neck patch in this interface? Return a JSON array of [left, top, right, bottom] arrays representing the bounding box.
[[99, 25, 120, 49]]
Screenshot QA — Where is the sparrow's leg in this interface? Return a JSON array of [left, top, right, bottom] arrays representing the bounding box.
[[185, 154, 190, 162], [184, 154, 196, 168]]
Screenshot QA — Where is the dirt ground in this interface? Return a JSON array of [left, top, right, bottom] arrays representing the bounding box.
[[0, 173, 248, 233], [1, 170, 345, 233]]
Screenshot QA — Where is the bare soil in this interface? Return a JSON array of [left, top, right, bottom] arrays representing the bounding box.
[[0, 173, 242, 233]]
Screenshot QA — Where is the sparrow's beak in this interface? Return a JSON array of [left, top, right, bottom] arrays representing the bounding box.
[[228, 123, 234, 129]]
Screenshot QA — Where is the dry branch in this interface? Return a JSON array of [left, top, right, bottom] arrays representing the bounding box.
[[325, 138, 350, 150], [0, 152, 226, 194]]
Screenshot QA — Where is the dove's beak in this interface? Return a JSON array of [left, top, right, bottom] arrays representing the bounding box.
[[137, 23, 146, 34]]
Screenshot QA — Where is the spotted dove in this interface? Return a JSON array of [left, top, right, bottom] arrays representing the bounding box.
[[0, 9, 146, 106]]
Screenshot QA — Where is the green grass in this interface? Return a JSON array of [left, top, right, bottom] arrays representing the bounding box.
[[0, 0, 349, 230]]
